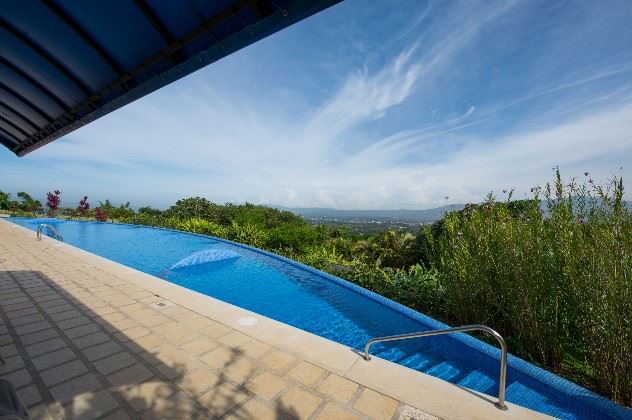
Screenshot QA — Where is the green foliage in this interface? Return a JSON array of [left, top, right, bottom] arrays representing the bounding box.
[[227, 221, 269, 248], [0, 189, 10, 210], [228, 203, 305, 228], [138, 206, 163, 216], [163, 197, 227, 223], [267, 224, 318, 253], [17, 192, 42, 212], [346, 263, 443, 315], [173, 217, 229, 238], [431, 170, 632, 404], [99, 199, 135, 220], [353, 230, 420, 269]]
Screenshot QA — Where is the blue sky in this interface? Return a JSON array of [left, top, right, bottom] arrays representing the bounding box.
[[2, 0, 632, 209]]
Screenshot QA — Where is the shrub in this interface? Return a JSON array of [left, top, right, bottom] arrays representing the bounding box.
[[94, 207, 107, 222], [431, 170, 632, 404], [46, 190, 61, 216], [267, 224, 318, 253], [78, 196, 90, 216], [174, 218, 229, 238]]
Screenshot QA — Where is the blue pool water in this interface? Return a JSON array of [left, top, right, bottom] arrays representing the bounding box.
[[9, 218, 630, 419]]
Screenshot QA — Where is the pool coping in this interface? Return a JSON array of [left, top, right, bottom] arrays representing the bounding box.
[[5, 219, 555, 419]]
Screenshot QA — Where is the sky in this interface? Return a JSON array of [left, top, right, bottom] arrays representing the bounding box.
[[2, 0, 632, 210]]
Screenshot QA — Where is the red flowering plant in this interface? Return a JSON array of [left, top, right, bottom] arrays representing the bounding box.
[[78, 196, 90, 216], [94, 207, 107, 222], [46, 190, 61, 217]]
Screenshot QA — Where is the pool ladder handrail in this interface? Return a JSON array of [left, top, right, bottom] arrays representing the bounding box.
[[363, 324, 508, 410], [36, 224, 64, 242]]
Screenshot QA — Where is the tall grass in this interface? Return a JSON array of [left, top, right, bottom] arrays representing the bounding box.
[[431, 170, 631, 404]]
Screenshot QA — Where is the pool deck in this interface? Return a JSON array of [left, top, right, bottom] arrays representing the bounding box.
[[0, 219, 550, 420]]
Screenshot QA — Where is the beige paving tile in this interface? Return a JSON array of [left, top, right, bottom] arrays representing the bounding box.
[[233, 337, 272, 360], [134, 333, 164, 350], [198, 321, 231, 338], [222, 356, 258, 384], [116, 325, 150, 342], [354, 387, 400, 420], [143, 342, 179, 365], [277, 387, 322, 419], [227, 398, 275, 420], [316, 374, 359, 403], [261, 350, 298, 374], [288, 361, 327, 387], [138, 314, 171, 328], [180, 367, 220, 397], [198, 381, 249, 417], [154, 362, 183, 380], [128, 309, 158, 321], [199, 346, 241, 370], [218, 330, 251, 347], [118, 380, 174, 412], [246, 371, 288, 400], [140, 390, 198, 419], [111, 318, 141, 332], [316, 402, 361, 420], [181, 336, 217, 356]]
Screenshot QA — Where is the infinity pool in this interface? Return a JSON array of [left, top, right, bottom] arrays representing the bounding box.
[[10, 218, 630, 419]]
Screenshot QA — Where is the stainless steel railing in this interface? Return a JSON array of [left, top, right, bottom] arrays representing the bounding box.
[[363, 324, 508, 410], [36, 224, 63, 242]]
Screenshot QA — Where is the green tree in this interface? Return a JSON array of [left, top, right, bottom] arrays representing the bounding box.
[[17, 191, 42, 212], [0, 190, 11, 210]]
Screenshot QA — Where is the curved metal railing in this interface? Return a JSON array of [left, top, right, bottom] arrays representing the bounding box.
[[36, 224, 64, 242], [363, 324, 508, 410]]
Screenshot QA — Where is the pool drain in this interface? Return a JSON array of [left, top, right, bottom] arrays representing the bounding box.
[[150, 300, 173, 309]]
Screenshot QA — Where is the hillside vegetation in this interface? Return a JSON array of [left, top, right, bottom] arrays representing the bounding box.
[[1, 170, 630, 406]]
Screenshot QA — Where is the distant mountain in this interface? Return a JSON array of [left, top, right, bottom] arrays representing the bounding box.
[[274, 204, 466, 223]]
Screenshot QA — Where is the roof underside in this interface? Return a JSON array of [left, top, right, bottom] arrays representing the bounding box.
[[0, 0, 339, 156]]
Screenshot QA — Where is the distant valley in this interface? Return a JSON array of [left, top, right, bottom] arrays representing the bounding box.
[[275, 204, 466, 234]]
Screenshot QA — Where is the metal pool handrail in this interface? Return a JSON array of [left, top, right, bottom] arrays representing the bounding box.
[[363, 324, 508, 410], [36, 224, 64, 242]]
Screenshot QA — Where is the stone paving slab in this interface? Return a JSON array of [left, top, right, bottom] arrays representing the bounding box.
[[0, 220, 549, 420]]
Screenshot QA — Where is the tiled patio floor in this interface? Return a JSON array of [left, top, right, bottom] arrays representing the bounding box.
[[0, 220, 436, 420]]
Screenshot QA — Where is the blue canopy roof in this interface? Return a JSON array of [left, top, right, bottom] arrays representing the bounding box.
[[0, 0, 340, 156]]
